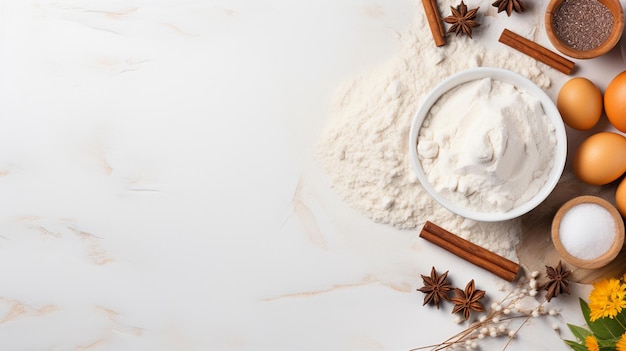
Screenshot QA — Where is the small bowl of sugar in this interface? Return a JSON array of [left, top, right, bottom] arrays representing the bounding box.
[[551, 195, 625, 269]]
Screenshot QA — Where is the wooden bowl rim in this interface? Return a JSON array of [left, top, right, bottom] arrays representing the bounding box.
[[545, 0, 625, 59], [551, 195, 625, 269]]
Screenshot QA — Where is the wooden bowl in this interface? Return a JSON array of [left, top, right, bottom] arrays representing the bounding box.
[[545, 0, 624, 59], [552, 196, 625, 269]]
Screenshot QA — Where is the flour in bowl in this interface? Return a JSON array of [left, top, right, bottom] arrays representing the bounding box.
[[418, 78, 557, 213]]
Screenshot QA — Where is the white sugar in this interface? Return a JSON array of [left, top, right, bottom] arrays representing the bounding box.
[[559, 203, 615, 260]]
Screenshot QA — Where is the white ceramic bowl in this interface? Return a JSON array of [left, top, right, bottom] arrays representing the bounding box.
[[408, 67, 567, 222]]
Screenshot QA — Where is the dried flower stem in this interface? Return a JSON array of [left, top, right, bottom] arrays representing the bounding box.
[[410, 275, 558, 351], [501, 306, 538, 350]]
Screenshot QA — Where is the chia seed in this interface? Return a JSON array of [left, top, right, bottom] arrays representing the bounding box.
[[552, 0, 614, 51]]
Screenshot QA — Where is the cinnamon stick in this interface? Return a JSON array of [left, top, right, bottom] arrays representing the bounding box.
[[499, 28, 575, 75], [422, 0, 446, 47], [419, 221, 520, 282]]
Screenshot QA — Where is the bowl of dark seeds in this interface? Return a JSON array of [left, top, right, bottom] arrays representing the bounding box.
[[545, 0, 624, 59]]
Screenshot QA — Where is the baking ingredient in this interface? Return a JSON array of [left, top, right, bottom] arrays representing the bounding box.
[[557, 77, 602, 130], [604, 70, 626, 132], [573, 132, 626, 185], [422, 0, 447, 46], [318, 3, 554, 260], [552, 0, 613, 51], [419, 221, 520, 282], [558, 203, 616, 260], [543, 261, 571, 302], [444, 1, 480, 38], [413, 274, 560, 350], [417, 267, 453, 309], [492, 0, 526, 16], [616, 179, 626, 217], [498, 28, 575, 75], [451, 280, 485, 320], [417, 78, 556, 213]]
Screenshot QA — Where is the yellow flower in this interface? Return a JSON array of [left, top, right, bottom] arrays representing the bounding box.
[[588, 278, 626, 321], [585, 335, 599, 351], [617, 333, 626, 351]]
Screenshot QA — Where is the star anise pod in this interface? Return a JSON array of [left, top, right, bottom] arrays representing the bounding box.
[[543, 260, 571, 302], [492, 0, 525, 16], [417, 267, 453, 309], [444, 1, 480, 38], [451, 279, 486, 320]]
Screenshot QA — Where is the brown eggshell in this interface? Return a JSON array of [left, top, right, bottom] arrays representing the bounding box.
[[573, 132, 626, 185], [615, 177, 626, 217], [557, 77, 603, 131], [605, 71, 626, 132]]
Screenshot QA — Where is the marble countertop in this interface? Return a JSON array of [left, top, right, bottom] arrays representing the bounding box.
[[1, 0, 624, 350]]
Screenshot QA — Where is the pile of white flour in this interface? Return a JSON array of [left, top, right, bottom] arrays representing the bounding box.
[[317, 6, 554, 259]]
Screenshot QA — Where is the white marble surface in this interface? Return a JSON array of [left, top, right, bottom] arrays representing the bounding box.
[[1, 0, 624, 350]]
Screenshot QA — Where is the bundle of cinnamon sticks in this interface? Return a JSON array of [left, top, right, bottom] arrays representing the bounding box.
[[419, 221, 521, 282]]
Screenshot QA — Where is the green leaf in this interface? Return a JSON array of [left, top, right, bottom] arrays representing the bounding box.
[[581, 298, 591, 323], [617, 310, 626, 327], [588, 313, 624, 339], [580, 298, 624, 340], [567, 324, 592, 342], [597, 336, 621, 348], [564, 339, 587, 351]]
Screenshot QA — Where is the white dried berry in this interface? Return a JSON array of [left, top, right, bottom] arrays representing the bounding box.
[[532, 310, 540, 317], [531, 271, 540, 278]]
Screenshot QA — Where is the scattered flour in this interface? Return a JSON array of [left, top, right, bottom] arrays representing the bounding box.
[[317, 4, 554, 259]]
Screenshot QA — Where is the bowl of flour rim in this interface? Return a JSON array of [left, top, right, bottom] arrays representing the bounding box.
[[408, 67, 567, 222]]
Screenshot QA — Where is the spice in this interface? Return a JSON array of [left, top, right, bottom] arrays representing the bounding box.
[[419, 222, 520, 282], [444, 0, 480, 38], [417, 267, 453, 309], [499, 28, 575, 74], [451, 280, 486, 320], [543, 261, 571, 302], [552, 0, 614, 51], [558, 203, 616, 260], [411, 275, 563, 350], [422, 0, 447, 47], [492, 0, 526, 16]]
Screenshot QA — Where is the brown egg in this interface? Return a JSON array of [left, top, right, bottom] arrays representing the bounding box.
[[605, 71, 626, 132], [573, 132, 626, 185], [615, 177, 626, 217], [557, 77, 602, 130]]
